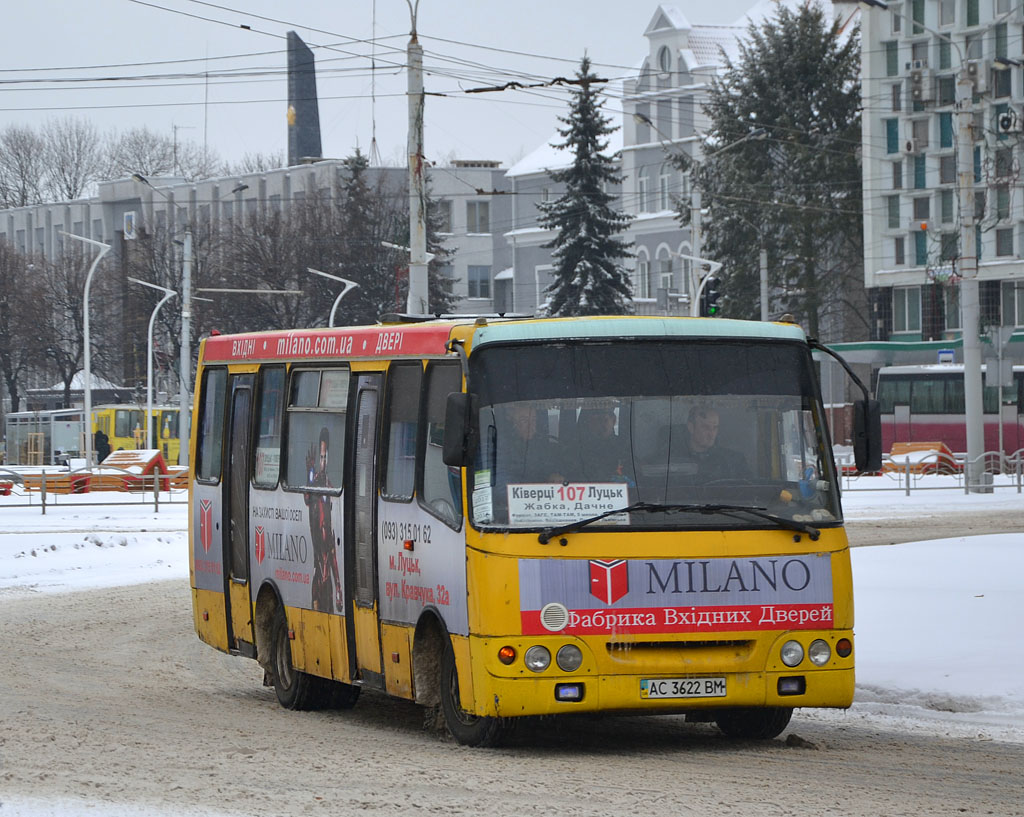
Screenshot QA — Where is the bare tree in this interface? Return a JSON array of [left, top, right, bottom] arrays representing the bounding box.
[[102, 127, 176, 179], [223, 151, 286, 175], [43, 117, 103, 201], [175, 142, 224, 182], [0, 244, 47, 413], [37, 247, 120, 407], [0, 125, 47, 208]]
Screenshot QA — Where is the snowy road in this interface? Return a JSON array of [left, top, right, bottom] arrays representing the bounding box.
[[1, 579, 1022, 817], [1, 486, 1022, 815]]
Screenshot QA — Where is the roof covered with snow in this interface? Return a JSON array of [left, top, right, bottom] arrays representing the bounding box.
[[506, 127, 624, 179]]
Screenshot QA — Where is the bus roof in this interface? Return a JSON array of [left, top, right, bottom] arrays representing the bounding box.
[[877, 363, 1024, 374], [199, 316, 808, 365], [469, 316, 808, 349]]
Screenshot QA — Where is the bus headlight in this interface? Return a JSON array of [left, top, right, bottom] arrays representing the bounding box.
[[556, 644, 583, 672], [808, 639, 831, 666], [524, 645, 551, 672], [780, 640, 804, 667]]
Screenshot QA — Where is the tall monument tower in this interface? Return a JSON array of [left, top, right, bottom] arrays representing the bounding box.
[[287, 31, 323, 165]]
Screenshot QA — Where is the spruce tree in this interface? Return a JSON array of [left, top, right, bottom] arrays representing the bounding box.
[[678, 3, 864, 339], [539, 55, 632, 316]]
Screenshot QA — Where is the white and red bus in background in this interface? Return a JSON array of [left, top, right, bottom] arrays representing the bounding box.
[[875, 364, 1024, 458]]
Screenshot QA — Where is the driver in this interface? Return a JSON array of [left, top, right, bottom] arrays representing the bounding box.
[[663, 404, 749, 482]]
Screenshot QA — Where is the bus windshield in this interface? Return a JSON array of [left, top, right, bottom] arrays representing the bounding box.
[[469, 340, 840, 531]]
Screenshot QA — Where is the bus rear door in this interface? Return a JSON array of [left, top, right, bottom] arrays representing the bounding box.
[[224, 374, 255, 654], [347, 374, 384, 684]]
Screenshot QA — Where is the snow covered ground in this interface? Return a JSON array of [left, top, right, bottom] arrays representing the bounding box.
[[1, 479, 1022, 745]]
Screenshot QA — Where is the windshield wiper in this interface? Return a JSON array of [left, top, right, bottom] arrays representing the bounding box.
[[537, 501, 819, 544]]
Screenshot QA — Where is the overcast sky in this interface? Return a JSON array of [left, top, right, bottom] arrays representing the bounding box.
[[4, 1, 759, 173]]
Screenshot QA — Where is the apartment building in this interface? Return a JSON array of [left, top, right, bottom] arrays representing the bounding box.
[[860, 0, 1024, 348]]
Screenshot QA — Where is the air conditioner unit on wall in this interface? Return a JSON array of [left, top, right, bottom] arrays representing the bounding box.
[[966, 60, 990, 93], [910, 68, 935, 101], [998, 108, 1023, 134], [903, 138, 922, 154]]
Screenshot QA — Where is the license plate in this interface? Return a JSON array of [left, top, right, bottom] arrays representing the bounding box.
[[640, 677, 727, 699]]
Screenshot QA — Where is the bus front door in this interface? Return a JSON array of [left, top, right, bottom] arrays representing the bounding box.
[[347, 374, 383, 685], [224, 374, 255, 654]]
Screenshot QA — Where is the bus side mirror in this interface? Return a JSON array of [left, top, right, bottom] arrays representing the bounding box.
[[853, 399, 882, 473], [442, 393, 478, 467]]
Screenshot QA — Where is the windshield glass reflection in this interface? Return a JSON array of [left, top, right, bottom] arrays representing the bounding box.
[[468, 341, 840, 531]]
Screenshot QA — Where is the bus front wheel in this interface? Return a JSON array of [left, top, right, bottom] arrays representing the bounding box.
[[715, 707, 792, 739], [440, 642, 503, 747]]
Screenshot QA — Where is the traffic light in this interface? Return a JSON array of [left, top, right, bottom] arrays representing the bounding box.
[[700, 276, 722, 317]]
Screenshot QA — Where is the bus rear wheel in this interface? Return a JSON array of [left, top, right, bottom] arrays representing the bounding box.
[[440, 642, 504, 747], [268, 606, 327, 712], [715, 707, 792, 739]]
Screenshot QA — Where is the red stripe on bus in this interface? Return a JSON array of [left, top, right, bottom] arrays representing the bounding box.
[[202, 324, 454, 362]]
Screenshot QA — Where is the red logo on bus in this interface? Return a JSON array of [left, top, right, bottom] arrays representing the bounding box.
[[199, 499, 213, 553], [254, 526, 266, 564], [589, 559, 628, 605]]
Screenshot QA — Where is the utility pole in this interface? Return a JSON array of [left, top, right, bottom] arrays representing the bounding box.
[[180, 226, 193, 466], [405, 0, 429, 315], [956, 71, 985, 491]]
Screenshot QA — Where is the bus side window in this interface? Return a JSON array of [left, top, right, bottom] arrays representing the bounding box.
[[382, 363, 422, 501], [419, 362, 462, 528], [196, 368, 228, 483], [284, 369, 348, 492], [253, 366, 285, 489]]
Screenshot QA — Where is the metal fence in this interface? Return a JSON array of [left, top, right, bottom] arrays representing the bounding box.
[[839, 450, 1024, 495], [0, 466, 186, 513]]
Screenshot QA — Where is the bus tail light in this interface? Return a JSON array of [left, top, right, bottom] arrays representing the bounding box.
[[498, 646, 517, 665], [836, 638, 853, 658]]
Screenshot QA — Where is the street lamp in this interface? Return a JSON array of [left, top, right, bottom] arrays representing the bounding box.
[[127, 277, 176, 450], [60, 231, 112, 468], [132, 172, 194, 466], [307, 268, 360, 327]]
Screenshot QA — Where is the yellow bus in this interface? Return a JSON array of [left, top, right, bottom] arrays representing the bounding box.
[[188, 316, 880, 746], [92, 404, 181, 464], [4, 404, 181, 465]]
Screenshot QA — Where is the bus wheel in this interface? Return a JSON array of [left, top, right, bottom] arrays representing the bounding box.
[[440, 642, 503, 747], [270, 605, 318, 710], [715, 707, 792, 739], [326, 680, 361, 710]]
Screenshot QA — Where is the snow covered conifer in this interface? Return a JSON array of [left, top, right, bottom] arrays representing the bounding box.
[[538, 56, 632, 316]]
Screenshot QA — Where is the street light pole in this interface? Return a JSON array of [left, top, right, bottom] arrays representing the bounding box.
[[127, 277, 176, 449], [132, 173, 199, 465], [307, 268, 360, 326], [60, 231, 112, 468]]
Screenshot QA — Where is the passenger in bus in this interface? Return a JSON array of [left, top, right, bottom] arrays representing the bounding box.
[[498, 403, 563, 485], [660, 404, 749, 484], [305, 426, 343, 613], [574, 407, 634, 485]]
